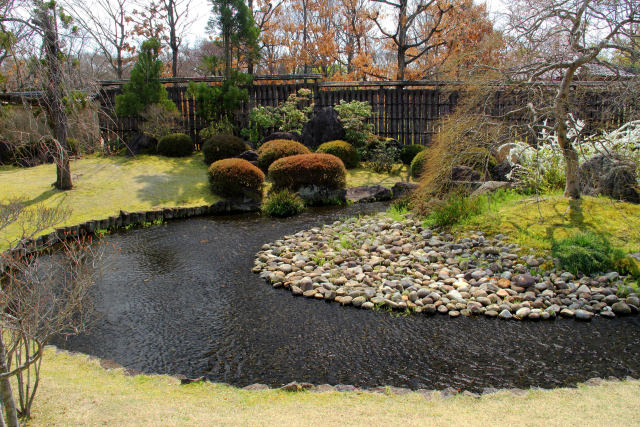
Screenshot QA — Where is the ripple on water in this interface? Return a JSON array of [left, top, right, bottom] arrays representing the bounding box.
[[54, 203, 640, 391]]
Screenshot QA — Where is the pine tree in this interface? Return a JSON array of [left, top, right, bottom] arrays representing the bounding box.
[[115, 38, 176, 117]]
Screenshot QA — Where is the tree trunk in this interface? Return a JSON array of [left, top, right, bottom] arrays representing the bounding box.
[[39, 6, 72, 190], [168, 0, 179, 77], [0, 336, 18, 427], [247, 0, 254, 74], [396, 0, 407, 80], [554, 66, 580, 199], [303, 0, 309, 74]]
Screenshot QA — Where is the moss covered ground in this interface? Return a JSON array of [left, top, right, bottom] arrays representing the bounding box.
[[454, 192, 640, 254]]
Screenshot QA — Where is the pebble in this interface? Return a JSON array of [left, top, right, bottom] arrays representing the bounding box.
[[252, 214, 636, 322]]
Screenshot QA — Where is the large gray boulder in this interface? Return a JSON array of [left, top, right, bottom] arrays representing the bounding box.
[[579, 154, 639, 203], [297, 185, 346, 205], [346, 185, 393, 203], [301, 107, 345, 149]]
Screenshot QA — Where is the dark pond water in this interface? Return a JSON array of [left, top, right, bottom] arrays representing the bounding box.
[[55, 202, 640, 392]]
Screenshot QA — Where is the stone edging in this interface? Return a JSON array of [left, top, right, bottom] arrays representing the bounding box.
[[3, 182, 418, 262], [1, 198, 261, 262], [48, 345, 635, 398]]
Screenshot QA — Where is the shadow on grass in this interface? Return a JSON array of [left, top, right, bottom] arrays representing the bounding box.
[[131, 154, 212, 206]]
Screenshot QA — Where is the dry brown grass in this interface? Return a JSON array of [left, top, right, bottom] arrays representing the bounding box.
[[26, 347, 640, 426]]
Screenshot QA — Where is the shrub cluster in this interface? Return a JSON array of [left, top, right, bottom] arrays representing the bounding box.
[[208, 158, 265, 199], [316, 140, 359, 169], [202, 134, 249, 165], [551, 232, 626, 276], [400, 144, 425, 165], [257, 139, 310, 171], [269, 153, 346, 190], [262, 189, 306, 217], [361, 137, 399, 173], [156, 133, 194, 157], [410, 149, 428, 178]]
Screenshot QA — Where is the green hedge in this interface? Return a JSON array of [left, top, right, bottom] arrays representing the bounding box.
[[316, 140, 359, 169], [157, 133, 194, 157], [202, 134, 249, 165]]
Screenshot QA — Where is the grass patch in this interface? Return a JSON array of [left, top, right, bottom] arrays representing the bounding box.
[[24, 347, 640, 426], [0, 154, 220, 249], [346, 165, 409, 188]]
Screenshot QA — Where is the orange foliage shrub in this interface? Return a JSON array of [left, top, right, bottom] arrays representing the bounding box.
[[268, 153, 347, 190], [208, 158, 265, 199], [257, 139, 310, 170]]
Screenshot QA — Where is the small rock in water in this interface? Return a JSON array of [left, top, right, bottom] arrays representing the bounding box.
[[574, 309, 593, 321], [499, 309, 513, 320]]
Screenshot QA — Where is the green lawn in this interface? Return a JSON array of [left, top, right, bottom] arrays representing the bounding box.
[[26, 347, 640, 426], [0, 155, 410, 248]]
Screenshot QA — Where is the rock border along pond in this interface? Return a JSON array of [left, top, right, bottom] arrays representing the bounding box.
[[253, 213, 639, 321]]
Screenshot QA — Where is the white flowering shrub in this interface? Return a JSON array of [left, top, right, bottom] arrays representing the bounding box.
[[502, 118, 640, 194]]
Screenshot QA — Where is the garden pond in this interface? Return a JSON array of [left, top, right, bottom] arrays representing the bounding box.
[[54, 202, 640, 392]]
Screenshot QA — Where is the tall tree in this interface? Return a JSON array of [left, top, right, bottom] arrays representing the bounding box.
[[371, 0, 454, 80], [506, 0, 640, 199], [160, 0, 194, 77], [64, 0, 135, 79], [208, 0, 259, 77]]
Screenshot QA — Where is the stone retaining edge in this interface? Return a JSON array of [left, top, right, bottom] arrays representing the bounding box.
[[1, 198, 261, 263]]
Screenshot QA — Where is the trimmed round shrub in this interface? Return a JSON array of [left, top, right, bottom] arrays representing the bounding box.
[[257, 139, 310, 171], [157, 133, 194, 157], [400, 144, 425, 165], [208, 158, 265, 199], [269, 153, 346, 190], [316, 140, 359, 169], [262, 189, 306, 217], [202, 134, 249, 165], [410, 149, 428, 178]]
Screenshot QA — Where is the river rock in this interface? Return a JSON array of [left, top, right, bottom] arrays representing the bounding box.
[[574, 309, 594, 321], [499, 309, 513, 320], [612, 301, 632, 315], [512, 274, 536, 288]]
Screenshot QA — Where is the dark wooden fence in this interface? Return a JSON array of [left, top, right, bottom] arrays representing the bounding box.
[[97, 76, 636, 146]]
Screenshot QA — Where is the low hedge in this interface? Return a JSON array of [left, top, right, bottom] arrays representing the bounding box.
[[257, 139, 310, 171], [316, 140, 359, 169], [202, 134, 249, 165], [268, 153, 346, 190], [410, 149, 429, 179], [400, 144, 425, 165], [208, 158, 265, 199], [157, 133, 194, 157]]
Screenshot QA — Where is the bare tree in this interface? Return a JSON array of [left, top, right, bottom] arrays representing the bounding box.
[[0, 200, 103, 425], [160, 0, 195, 77], [64, 0, 134, 79], [506, 0, 640, 199], [370, 0, 453, 80]]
